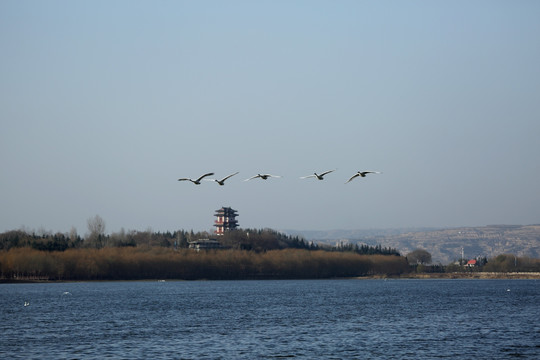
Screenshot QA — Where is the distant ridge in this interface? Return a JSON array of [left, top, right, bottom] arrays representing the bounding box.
[[283, 228, 440, 240], [283, 225, 540, 264]]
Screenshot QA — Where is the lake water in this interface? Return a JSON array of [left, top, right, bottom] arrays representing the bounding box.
[[1, 279, 539, 359]]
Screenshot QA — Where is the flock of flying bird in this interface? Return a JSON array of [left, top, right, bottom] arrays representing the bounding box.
[[178, 170, 381, 185]]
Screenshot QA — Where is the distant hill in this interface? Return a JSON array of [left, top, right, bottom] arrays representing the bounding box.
[[283, 225, 540, 264]]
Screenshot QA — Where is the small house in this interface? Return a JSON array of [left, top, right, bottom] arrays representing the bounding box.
[[466, 259, 477, 267], [188, 239, 222, 252]]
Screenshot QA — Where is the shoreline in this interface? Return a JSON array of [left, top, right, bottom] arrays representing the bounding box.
[[2, 272, 540, 283], [392, 272, 540, 280]]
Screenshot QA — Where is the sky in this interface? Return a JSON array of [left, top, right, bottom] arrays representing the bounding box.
[[1, 1, 539, 237]]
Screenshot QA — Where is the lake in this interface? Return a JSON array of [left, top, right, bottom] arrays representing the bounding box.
[[1, 279, 539, 359]]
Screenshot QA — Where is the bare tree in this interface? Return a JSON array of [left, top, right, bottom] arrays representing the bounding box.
[[406, 248, 432, 265], [87, 215, 106, 248], [69, 226, 78, 241]]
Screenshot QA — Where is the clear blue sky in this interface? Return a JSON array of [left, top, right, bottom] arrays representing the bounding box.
[[1, 1, 539, 236]]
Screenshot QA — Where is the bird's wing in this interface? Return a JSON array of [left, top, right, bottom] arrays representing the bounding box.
[[196, 172, 215, 182], [244, 175, 259, 181], [300, 175, 316, 179], [177, 178, 190, 181], [362, 171, 381, 176], [268, 174, 281, 178], [345, 174, 360, 183], [320, 170, 335, 176], [221, 172, 239, 181]]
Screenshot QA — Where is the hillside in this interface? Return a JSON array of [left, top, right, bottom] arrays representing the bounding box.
[[285, 225, 540, 264]]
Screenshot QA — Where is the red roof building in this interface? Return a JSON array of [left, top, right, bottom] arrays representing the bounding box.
[[466, 259, 477, 267]]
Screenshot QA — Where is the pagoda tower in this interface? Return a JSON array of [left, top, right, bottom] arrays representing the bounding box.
[[214, 207, 239, 235]]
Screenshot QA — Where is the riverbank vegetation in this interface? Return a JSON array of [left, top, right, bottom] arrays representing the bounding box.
[[0, 228, 406, 280], [0, 247, 409, 281], [1, 228, 538, 281]]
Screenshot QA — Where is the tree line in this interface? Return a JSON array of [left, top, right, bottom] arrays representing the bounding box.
[[2, 226, 538, 281], [444, 254, 540, 273], [336, 242, 400, 256], [0, 226, 409, 280], [0, 227, 399, 255], [0, 247, 410, 281]]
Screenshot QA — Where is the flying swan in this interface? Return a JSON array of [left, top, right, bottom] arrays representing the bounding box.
[[345, 171, 381, 183], [207, 172, 239, 185], [300, 170, 335, 180], [177, 172, 214, 185], [244, 174, 282, 181]]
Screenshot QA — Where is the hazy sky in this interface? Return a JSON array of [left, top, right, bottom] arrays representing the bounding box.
[[1, 1, 539, 236]]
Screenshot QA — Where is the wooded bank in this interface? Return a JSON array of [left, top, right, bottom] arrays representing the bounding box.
[[0, 247, 409, 281]]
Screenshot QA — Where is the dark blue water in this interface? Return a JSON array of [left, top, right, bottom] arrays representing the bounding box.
[[1, 279, 539, 359]]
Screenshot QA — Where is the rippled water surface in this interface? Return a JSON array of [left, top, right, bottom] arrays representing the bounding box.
[[1, 279, 539, 359]]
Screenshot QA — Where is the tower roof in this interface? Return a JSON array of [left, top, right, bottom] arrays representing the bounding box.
[[214, 206, 238, 215]]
